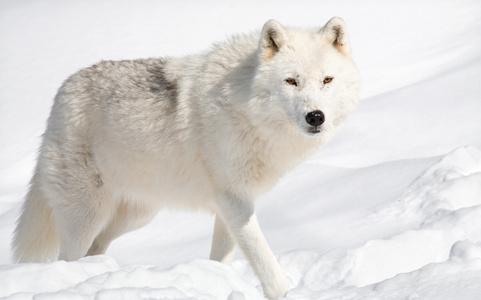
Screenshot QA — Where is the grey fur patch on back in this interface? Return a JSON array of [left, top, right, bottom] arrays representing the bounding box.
[[147, 59, 178, 107]]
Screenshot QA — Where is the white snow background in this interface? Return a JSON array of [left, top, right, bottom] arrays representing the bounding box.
[[1, 0, 481, 299]]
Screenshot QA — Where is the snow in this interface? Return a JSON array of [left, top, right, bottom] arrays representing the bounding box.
[[1, 0, 481, 299]]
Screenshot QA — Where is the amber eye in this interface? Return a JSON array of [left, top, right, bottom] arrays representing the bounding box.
[[285, 78, 297, 86], [323, 77, 333, 84]]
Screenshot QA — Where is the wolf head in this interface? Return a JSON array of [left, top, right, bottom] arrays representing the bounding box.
[[252, 17, 360, 139]]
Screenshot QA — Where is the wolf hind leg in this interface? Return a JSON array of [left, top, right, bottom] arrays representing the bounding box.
[[86, 230, 113, 257], [86, 200, 158, 256], [210, 214, 236, 264], [53, 195, 112, 261], [50, 166, 113, 260]]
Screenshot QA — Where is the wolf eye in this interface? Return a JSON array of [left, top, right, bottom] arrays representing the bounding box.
[[285, 78, 297, 86], [323, 77, 333, 84]]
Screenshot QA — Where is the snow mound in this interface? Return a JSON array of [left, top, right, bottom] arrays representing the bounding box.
[[449, 240, 481, 262], [303, 259, 481, 300], [1, 256, 262, 299], [376, 146, 481, 223], [280, 147, 481, 297]]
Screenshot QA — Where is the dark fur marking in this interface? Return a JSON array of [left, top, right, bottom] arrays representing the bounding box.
[[267, 29, 280, 53], [94, 174, 103, 188], [147, 60, 178, 109], [331, 25, 344, 47]]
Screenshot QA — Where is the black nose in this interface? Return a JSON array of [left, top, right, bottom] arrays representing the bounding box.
[[305, 110, 325, 127]]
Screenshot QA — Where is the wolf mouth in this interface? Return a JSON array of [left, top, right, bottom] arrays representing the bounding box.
[[308, 126, 322, 134]]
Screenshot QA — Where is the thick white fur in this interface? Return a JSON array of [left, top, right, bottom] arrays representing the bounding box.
[[12, 17, 360, 299]]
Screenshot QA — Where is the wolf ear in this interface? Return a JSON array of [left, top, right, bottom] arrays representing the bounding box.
[[321, 17, 351, 57], [259, 19, 288, 61]]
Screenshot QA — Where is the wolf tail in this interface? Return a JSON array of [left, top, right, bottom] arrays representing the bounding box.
[[12, 175, 59, 263]]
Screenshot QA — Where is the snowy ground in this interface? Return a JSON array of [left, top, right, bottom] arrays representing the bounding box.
[[1, 0, 481, 299]]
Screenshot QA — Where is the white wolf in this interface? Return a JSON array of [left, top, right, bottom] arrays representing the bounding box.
[[12, 17, 359, 299]]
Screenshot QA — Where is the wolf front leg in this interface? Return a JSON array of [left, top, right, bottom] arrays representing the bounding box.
[[215, 194, 289, 300], [210, 214, 236, 263]]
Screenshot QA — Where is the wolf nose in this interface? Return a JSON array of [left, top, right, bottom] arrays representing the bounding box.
[[305, 110, 325, 127]]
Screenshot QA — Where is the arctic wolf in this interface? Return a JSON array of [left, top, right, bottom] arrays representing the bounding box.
[[13, 17, 359, 299]]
